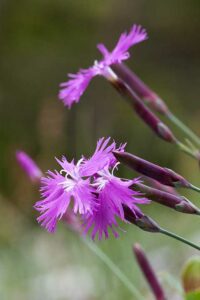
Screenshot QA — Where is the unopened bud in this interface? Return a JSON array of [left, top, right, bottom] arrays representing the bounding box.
[[16, 150, 42, 182], [112, 63, 169, 115], [123, 205, 160, 233], [114, 151, 193, 190], [111, 77, 176, 143], [134, 183, 200, 215], [133, 243, 166, 300]]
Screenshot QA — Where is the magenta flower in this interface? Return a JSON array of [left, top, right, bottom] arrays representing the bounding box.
[[35, 158, 96, 232], [97, 24, 147, 65], [84, 169, 149, 240], [59, 69, 94, 108], [16, 150, 42, 182], [80, 137, 125, 177], [35, 137, 149, 238], [59, 25, 147, 108]]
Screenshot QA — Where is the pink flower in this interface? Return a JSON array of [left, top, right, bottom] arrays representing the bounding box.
[[97, 24, 147, 65], [83, 189, 120, 240], [34, 137, 149, 238], [80, 137, 125, 177], [59, 25, 147, 108], [84, 169, 149, 240], [35, 158, 96, 232], [16, 150, 42, 182], [59, 69, 94, 108]]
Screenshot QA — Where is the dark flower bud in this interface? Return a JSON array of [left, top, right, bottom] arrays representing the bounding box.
[[111, 77, 176, 143], [114, 151, 196, 190], [134, 183, 200, 215], [112, 63, 169, 115], [133, 243, 167, 300], [123, 205, 160, 233]]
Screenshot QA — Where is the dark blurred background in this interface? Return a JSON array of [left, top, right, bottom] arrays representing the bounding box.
[[0, 1, 200, 299]]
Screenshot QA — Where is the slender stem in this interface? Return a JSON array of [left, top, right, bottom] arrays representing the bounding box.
[[168, 112, 200, 147], [185, 138, 197, 152], [81, 236, 145, 300], [176, 141, 198, 160], [159, 228, 200, 251], [189, 184, 200, 193]]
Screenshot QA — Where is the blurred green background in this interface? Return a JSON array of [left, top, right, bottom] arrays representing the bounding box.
[[0, 0, 200, 299]]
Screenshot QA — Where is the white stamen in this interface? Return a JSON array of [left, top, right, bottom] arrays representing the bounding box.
[[111, 162, 120, 175]]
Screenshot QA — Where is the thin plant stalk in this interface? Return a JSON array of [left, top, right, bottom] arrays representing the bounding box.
[[168, 112, 200, 147], [123, 206, 200, 251], [159, 228, 200, 251], [64, 215, 145, 299], [81, 236, 145, 300]]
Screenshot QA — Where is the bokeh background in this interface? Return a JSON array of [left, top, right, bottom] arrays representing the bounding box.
[[1, 1, 200, 299]]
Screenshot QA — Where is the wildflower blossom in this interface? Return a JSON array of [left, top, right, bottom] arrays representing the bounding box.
[[35, 158, 96, 232], [84, 169, 149, 240], [59, 25, 147, 108], [35, 137, 149, 239], [97, 24, 147, 65], [16, 150, 42, 182]]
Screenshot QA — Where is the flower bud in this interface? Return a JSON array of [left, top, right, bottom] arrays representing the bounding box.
[[114, 151, 191, 189], [111, 78, 176, 143], [134, 183, 200, 215], [112, 63, 169, 115], [123, 205, 160, 233], [133, 243, 166, 300], [16, 150, 42, 182]]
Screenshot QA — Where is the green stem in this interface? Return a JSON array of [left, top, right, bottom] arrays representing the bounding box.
[[168, 112, 200, 147], [176, 141, 198, 160], [160, 228, 200, 251], [81, 236, 145, 300], [189, 184, 200, 193]]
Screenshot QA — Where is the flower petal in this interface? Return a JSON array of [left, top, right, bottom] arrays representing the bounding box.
[[59, 68, 95, 108], [98, 24, 148, 65], [80, 137, 118, 177]]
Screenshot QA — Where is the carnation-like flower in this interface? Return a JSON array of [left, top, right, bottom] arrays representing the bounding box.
[[16, 150, 42, 182], [35, 158, 96, 232], [59, 24, 147, 108], [84, 168, 149, 240], [35, 137, 149, 238]]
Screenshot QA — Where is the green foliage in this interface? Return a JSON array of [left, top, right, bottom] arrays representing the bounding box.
[[185, 290, 200, 300]]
